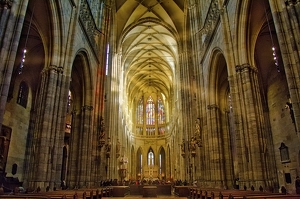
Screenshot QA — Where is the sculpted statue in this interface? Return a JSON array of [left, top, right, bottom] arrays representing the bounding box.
[[195, 118, 202, 147], [116, 139, 121, 155], [195, 118, 200, 135], [98, 116, 106, 148], [189, 136, 197, 152], [181, 139, 185, 154], [99, 116, 105, 139], [105, 137, 111, 158]]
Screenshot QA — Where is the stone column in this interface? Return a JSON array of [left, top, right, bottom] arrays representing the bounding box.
[[67, 110, 78, 188], [0, 0, 13, 40], [78, 105, 93, 188], [50, 67, 69, 188], [206, 104, 225, 188], [235, 64, 271, 189], [27, 65, 65, 188], [270, 0, 300, 133]]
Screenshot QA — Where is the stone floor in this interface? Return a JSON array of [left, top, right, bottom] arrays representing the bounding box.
[[103, 196, 187, 199]]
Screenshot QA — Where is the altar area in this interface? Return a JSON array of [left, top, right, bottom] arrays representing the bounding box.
[[142, 165, 160, 180]]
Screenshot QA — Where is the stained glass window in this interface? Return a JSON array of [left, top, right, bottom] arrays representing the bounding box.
[[146, 127, 155, 136], [137, 98, 143, 124], [157, 97, 165, 124], [135, 95, 167, 135], [158, 127, 165, 135], [146, 96, 155, 125], [136, 127, 143, 135], [148, 149, 154, 166]]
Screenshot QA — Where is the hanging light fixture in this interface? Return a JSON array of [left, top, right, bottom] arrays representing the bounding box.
[[264, 2, 280, 73], [19, 4, 35, 74]]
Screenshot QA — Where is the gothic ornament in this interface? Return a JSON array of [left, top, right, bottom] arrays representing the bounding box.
[[105, 137, 111, 158], [0, 0, 13, 8], [181, 139, 185, 158], [98, 116, 105, 148], [194, 118, 202, 147], [116, 139, 121, 158], [189, 136, 197, 157]]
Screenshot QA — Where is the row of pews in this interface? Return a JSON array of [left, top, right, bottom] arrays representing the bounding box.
[[189, 187, 300, 199], [0, 187, 112, 199]]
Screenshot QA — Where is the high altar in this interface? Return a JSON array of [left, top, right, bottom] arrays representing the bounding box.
[[143, 165, 159, 180]]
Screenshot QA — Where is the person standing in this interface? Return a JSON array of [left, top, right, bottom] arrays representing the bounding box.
[[295, 176, 300, 194]]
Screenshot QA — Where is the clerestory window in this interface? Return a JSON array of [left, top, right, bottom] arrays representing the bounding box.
[[135, 95, 166, 135]]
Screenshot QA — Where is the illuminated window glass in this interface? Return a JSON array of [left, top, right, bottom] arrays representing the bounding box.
[[159, 154, 162, 174], [146, 96, 155, 125], [146, 127, 155, 136], [158, 127, 165, 135], [67, 90, 72, 113], [136, 127, 143, 135], [105, 44, 110, 75], [157, 97, 165, 124], [148, 149, 154, 166], [137, 98, 143, 124]]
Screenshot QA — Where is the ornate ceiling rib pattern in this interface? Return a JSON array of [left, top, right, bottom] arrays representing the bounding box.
[[116, 0, 184, 101]]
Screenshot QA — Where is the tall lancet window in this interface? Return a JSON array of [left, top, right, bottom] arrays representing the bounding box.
[[146, 96, 155, 125], [148, 149, 154, 166], [157, 97, 165, 124], [137, 98, 143, 125]]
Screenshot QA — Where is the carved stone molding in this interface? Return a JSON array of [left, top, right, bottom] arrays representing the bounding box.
[[79, 0, 100, 57], [82, 105, 93, 111], [235, 64, 257, 73], [207, 104, 219, 110], [194, 118, 202, 147], [105, 137, 111, 158], [196, 0, 220, 59], [98, 116, 106, 149], [42, 65, 59, 74], [0, 0, 13, 8], [285, 0, 299, 6]]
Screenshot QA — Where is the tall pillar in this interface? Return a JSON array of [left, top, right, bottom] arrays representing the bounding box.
[[206, 104, 226, 188], [234, 64, 273, 189], [28, 65, 66, 189], [270, 0, 300, 133], [0, 0, 13, 40], [78, 105, 93, 188]]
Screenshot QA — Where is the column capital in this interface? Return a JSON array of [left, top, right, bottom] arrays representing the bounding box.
[[0, 0, 13, 8], [42, 65, 59, 74], [82, 105, 93, 111], [57, 66, 64, 74], [207, 104, 219, 110], [235, 63, 257, 73]]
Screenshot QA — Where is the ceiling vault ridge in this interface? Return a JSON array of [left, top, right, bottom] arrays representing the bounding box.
[[118, 17, 180, 50]]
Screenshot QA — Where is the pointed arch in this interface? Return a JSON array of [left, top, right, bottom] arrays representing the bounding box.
[[158, 146, 166, 179], [136, 147, 143, 179], [147, 147, 155, 166], [131, 145, 135, 179]]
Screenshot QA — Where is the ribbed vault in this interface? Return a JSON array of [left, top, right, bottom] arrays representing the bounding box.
[[116, 0, 184, 121]]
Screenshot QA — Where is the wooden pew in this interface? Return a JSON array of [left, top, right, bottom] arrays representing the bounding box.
[[193, 188, 300, 199], [174, 186, 193, 197], [0, 188, 108, 199]]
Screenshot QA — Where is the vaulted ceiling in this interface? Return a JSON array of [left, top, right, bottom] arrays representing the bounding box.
[[115, 0, 185, 103]]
